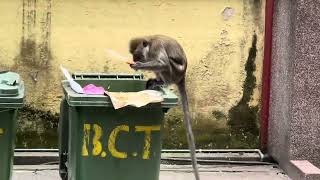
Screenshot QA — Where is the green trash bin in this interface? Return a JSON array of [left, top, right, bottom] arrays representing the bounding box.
[[0, 72, 24, 180], [59, 73, 178, 180]]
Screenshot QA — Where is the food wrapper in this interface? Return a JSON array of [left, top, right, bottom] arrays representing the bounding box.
[[105, 90, 164, 109]]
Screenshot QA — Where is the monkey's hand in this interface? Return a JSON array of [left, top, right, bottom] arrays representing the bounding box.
[[130, 61, 143, 71]]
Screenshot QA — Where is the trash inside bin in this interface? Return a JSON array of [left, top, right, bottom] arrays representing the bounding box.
[[59, 73, 178, 180], [0, 72, 24, 180]]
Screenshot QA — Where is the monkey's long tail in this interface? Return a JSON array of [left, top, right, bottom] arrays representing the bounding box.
[[178, 78, 201, 180]]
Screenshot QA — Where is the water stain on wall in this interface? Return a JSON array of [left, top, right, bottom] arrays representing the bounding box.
[[12, 0, 58, 109], [228, 33, 259, 147], [20, 0, 52, 68], [11, 0, 60, 148]]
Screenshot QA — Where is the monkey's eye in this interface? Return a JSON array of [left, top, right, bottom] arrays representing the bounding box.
[[142, 40, 148, 47]]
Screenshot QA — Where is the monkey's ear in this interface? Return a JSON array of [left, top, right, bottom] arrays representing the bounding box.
[[142, 40, 149, 47]]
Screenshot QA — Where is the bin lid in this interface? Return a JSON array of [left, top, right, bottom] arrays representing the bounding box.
[[0, 72, 21, 97], [0, 71, 24, 108]]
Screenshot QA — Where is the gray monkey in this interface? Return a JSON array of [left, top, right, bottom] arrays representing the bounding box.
[[129, 34, 200, 180]]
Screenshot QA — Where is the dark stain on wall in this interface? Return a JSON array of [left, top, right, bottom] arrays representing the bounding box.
[[251, 0, 262, 25], [227, 33, 259, 148]]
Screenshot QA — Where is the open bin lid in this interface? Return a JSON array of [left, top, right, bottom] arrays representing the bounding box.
[[0, 72, 25, 108], [61, 73, 178, 109]]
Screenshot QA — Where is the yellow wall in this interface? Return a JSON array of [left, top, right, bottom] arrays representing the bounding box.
[[0, 0, 265, 148]]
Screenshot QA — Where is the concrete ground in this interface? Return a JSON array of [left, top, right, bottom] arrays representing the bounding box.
[[13, 164, 291, 180]]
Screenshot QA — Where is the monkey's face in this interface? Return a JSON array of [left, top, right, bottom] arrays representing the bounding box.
[[129, 38, 149, 63]]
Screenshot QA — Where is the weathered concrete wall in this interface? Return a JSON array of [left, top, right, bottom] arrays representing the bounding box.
[[268, 0, 296, 167], [269, 0, 320, 170], [0, 0, 265, 148], [290, 0, 320, 167]]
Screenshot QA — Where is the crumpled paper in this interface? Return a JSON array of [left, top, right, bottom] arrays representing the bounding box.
[[105, 90, 164, 109]]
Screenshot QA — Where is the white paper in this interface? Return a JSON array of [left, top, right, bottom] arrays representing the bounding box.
[[60, 65, 84, 94]]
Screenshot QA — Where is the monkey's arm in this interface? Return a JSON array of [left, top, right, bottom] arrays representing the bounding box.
[[130, 58, 169, 72]]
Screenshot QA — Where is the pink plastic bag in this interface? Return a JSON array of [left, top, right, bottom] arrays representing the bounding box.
[[83, 84, 105, 95]]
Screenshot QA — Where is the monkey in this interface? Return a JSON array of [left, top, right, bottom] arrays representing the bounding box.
[[129, 34, 200, 180]]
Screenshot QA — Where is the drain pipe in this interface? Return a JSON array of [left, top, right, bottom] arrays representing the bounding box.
[[260, 0, 275, 153], [162, 149, 271, 162]]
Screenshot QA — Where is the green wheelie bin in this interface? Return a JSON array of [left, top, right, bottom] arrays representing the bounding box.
[[0, 71, 24, 180], [58, 73, 178, 180]]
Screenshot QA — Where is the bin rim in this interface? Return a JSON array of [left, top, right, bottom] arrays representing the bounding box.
[[61, 73, 178, 109]]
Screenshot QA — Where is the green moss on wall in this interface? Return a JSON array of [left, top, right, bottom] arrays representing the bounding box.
[[15, 104, 59, 148]]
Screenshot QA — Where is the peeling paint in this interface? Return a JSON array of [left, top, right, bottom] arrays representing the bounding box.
[[222, 7, 235, 20]]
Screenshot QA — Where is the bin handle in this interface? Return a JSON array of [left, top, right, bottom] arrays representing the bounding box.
[[72, 73, 144, 80]]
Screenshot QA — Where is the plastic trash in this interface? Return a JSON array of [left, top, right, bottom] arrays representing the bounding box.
[[83, 84, 105, 95], [60, 65, 84, 94]]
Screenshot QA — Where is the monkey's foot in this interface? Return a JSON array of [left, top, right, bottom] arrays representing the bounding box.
[[146, 78, 164, 90]]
